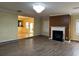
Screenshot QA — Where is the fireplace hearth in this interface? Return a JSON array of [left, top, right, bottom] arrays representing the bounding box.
[[53, 30, 63, 42]]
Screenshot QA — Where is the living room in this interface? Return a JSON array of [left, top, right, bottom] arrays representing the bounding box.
[[0, 2, 79, 56]]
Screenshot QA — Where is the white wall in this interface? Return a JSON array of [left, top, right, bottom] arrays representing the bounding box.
[[41, 16, 49, 36], [0, 12, 18, 43]]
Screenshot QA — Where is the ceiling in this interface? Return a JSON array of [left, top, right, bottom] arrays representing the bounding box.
[[0, 2, 79, 16]]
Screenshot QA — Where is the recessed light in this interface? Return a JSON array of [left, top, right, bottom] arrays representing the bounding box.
[[17, 10, 22, 12]]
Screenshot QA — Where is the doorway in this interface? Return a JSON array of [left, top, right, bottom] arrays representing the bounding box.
[[17, 16, 34, 39]]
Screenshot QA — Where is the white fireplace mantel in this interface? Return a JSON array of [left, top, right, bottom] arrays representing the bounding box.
[[49, 26, 65, 40]]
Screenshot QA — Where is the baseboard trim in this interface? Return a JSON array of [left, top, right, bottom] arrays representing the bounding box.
[[70, 40, 79, 42], [0, 39, 18, 46], [0, 35, 42, 45]]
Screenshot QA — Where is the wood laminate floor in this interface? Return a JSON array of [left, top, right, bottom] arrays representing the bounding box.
[[0, 36, 79, 56]]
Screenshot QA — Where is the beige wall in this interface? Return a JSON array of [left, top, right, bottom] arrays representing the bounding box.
[[0, 12, 41, 43], [70, 14, 79, 41], [34, 16, 41, 36], [40, 15, 79, 41], [2, 11, 79, 42], [0, 12, 18, 43], [41, 16, 49, 36]]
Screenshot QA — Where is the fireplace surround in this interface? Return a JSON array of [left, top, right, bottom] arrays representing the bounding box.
[[49, 27, 65, 41]]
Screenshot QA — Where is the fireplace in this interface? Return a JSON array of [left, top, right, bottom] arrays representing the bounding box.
[[49, 27, 65, 41], [53, 30, 63, 41]]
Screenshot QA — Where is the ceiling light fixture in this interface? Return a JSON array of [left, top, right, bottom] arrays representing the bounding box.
[[33, 4, 45, 13]]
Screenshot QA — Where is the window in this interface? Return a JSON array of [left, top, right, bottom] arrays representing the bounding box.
[[30, 23, 33, 33], [26, 22, 29, 29], [76, 21, 79, 34]]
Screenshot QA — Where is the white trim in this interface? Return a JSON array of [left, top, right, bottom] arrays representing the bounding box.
[[0, 39, 17, 43], [49, 26, 65, 41]]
